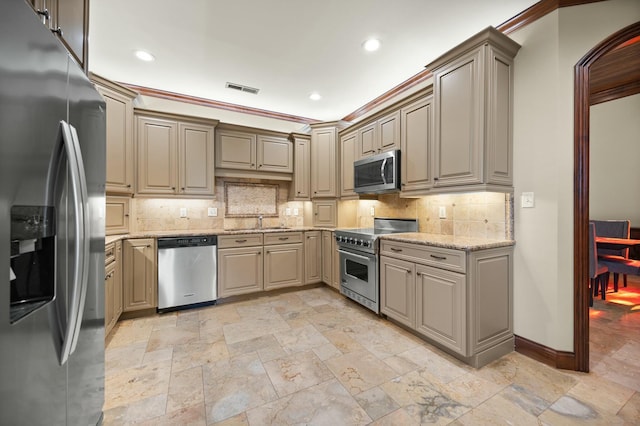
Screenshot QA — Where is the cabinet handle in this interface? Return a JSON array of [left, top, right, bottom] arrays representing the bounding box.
[[430, 254, 447, 260], [181, 187, 185, 191], [266, 251, 270, 254], [171, 186, 176, 190], [390, 247, 403, 252], [258, 164, 262, 168], [51, 27, 63, 36], [106, 251, 114, 258], [235, 239, 247, 243], [124, 214, 130, 217], [36, 9, 50, 19], [127, 184, 131, 188], [278, 237, 289, 241], [251, 163, 255, 166], [416, 271, 421, 276]]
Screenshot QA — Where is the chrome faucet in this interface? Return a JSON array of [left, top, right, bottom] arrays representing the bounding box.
[[258, 215, 263, 229]]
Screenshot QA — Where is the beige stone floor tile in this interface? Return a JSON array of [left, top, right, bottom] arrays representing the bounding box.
[[453, 391, 540, 425], [105, 341, 147, 374], [106, 321, 154, 349], [167, 366, 205, 413], [312, 342, 343, 361], [354, 386, 400, 421], [325, 350, 399, 395], [104, 359, 172, 411], [135, 403, 207, 426], [538, 395, 624, 425], [566, 373, 635, 416], [322, 329, 366, 354], [212, 411, 249, 425], [172, 340, 229, 373], [441, 371, 505, 407], [263, 350, 334, 397], [226, 334, 283, 360], [245, 379, 372, 425], [199, 325, 226, 344], [273, 323, 331, 354], [141, 347, 174, 366], [617, 391, 640, 424], [103, 393, 167, 425], [199, 304, 241, 328], [146, 325, 200, 352], [348, 323, 421, 360], [222, 316, 290, 345], [369, 407, 418, 425]]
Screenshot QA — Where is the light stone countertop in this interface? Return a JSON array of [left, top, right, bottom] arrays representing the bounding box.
[[379, 232, 515, 251], [105, 227, 332, 245]]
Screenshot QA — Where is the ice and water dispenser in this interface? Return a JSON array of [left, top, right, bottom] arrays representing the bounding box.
[[9, 205, 56, 324]]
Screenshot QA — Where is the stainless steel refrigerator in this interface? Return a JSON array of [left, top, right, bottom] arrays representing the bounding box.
[[0, 1, 106, 424]]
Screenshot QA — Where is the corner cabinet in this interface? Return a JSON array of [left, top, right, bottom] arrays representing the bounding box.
[[340, 131, 357, 198], [380, 239, 513, 368], [428, 27, 520, 191], [135, 110, 218, 197], [290, 134, 311, 200], [305, 231, 322, 284], [123, 238, 157, 312], [321, 231, 334, 286], [310, 123, 342, 198]]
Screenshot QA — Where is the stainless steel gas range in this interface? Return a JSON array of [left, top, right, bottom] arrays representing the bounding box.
[[335, 218, 418, 313]]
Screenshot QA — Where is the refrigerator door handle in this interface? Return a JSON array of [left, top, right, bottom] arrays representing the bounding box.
[[57, 121, 90, 365]]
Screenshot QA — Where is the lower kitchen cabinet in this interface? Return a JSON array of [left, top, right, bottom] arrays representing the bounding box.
[[305, 231, 322, 284], [321, 230, 333, 286], [380, 240, 513, 367], [264, 243, 303, 290], [123, 238, 157, 312], [218, 246, 264, 297], [104, 240, 122, 337], [333, 234, 340, 289]]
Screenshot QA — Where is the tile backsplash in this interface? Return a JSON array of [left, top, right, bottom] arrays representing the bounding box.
[[129, 179, 511, 240]]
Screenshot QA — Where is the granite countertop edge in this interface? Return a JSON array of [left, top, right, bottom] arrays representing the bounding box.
[[105, 227, 332, 244], [379, 233, 515, 251]]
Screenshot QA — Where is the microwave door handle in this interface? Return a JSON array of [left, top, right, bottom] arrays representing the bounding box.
[[380, 158, 388, 185]]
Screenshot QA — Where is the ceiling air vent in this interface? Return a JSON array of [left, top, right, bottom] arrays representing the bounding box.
[[225, 82, 259, 95]]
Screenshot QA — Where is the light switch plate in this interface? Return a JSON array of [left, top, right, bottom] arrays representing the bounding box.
[[285, 208, 291, 216], [207, 207, 217, 217], [293, 208, 299, 216], [370, 207, 375, 217], [521, 192, 535, 208], [180, 208, 187, 218], [438, 206, 446, 219]]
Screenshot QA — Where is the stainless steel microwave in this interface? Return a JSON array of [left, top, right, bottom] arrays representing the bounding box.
[[354, 150, 400, 194]]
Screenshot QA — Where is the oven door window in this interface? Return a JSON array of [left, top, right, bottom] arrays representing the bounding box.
[[345, 258, 368, 282]]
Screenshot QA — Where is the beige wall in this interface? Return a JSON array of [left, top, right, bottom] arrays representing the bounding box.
[[589, 94, 640, 226], [510, 0, 640, 351]]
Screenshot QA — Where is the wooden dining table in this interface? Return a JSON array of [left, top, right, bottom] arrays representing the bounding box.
[[595, 236, 640, 250]]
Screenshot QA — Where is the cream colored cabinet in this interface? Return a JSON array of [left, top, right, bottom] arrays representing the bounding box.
[[123, 238, 157, 312], [332, 234, 340, 289], [215, 128, 292, 173], [305, 231, 322, 284], [92, 75, 136, 195], [310, 124, 339, 198], [104, 240, 122, 337], [313, 200, 337, 227], [379, 239, 513, 367], [357, 110, 400, 159], [264, 235, 304, 290], [218, 246, 264, 297], [105, 196, 130, 235], [400, 96, 433, 195], [136, 111, 217, 197], [340, 131, 357, 198], [428, 27, 520, 191], [291, 134, 311, 200], [321, 231, 333, 286]]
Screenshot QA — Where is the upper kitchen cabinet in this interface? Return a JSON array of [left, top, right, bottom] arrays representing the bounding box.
[[29, 0, 88, 72], [310, 122, 346, 198], [428, 27, 520, 192], [339, 130, 357, 199], [91, 74, 137, 195], [135, 110, 218, 197], [290, 133, 311, 200], [357, 110, 400, 159], [215, 125, 292, 180], [400, 94, 433, 196]]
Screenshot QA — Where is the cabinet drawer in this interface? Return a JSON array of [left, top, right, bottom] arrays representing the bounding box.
[[218, 233, 263, 248], [263, 232, 303, 245], [105, 242, 116, 266], [380, 240, 466, 273]]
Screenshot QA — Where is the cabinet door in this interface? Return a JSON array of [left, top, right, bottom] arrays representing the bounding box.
[[215, 129, 256, 170], [100, 86, 134, 194], [311, 127, 337, 197], [137, 116, 178, 195], [258, 135, 293, 173], [313, 200, 337, 227], [104, 261, 116, 335], [357, 122, 377, 159], [332, 234, 340, 289], [292, 137, 311, 199], [264, 243, 303, 290], [105, 196, 130, 235], [415, 264, 466, 355], [401, 96, 432, 194], [218, 247, 263, 297], [378, 110, 400, 153], [433, 48, 483, 187], [123, 239, 157, 312], [49, 0, 87, 70], [305, 231, 322, 283], [114, 241, 123, 320], [179, 122, 215, 196], [380, 256, 415, 328], [340, 131, 357, 198], [321, 231, 333, 285]]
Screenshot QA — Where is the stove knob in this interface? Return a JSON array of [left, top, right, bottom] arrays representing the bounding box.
[[363, 241, 370, 247], [358, 239, 364, 246], [348, 237, 354, 244]]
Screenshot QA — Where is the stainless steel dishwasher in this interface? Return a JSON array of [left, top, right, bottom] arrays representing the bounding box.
[[157, 235, 217, 311]]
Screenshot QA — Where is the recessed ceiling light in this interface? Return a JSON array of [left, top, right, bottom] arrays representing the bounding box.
[[134, 50, 155, 62], [362, 38, 381, 52], [309, 92, 321, 101]]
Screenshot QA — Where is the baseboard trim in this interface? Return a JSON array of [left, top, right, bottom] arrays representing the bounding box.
[[514, 335, 577, 370]]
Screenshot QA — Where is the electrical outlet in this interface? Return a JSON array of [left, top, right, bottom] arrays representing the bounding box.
[[293, 208, 299, 216], [207, 207, 217, 217], [179, 208, 187, 218], [438, 206, 446, 219], [521, 192, 535, 208], [285, 208, 291, 216], [370, 207, 375, 217]]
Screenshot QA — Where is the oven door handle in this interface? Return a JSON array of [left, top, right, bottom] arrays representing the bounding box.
[[338, 249, 374, 262]]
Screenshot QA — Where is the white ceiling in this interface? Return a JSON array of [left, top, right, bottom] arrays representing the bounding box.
[[89, 0, 537, 123]]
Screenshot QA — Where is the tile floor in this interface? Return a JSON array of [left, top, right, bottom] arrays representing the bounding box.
[[104, 279, 640, 425]]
